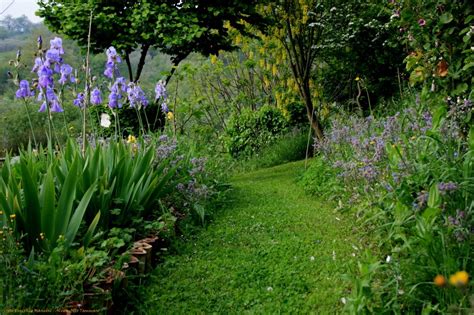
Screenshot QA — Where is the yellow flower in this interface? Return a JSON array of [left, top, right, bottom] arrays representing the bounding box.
[[449, 271, 469, 287], [9, 214, 16, 220], [0, 210, 3, 215], [369, 140, 375, 145], [127, 135, 137, 144], [40, 232, 45, 240], [167, 112, 174, 120], [410, 136, 416, 141], [210, 54, 218, 65], [433, 274, 446, 287], [355, 76, 360, 81]]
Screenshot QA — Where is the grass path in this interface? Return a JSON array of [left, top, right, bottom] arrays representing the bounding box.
[[143, 161, 360, 314]]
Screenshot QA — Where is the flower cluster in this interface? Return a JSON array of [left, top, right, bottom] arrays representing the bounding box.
[[434, 271, 469, 288], [127, 82, 149, 108], [104, 47, 121, 79], [155, 80, 168, 113], [20, 36, 78, 112]]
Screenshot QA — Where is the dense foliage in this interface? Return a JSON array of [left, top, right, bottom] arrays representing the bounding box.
[[1, 0, 473, 312], [37, 0, 269, 82]]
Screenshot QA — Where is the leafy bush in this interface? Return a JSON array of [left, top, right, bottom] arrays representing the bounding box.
[[0, 134, 223, 309], [303, 92, 474, 312], [390, 0, 474, 95], [225, 106, 289, 158]]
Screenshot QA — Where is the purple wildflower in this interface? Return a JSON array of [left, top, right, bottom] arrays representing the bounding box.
[[418, 19, 426, 26], [127, 83, 148, 108], [32, 57, 43, 73], [49, 37, 64, 55], [91, 88, 102, 105], [39, 87, 63, 113], [438, 182, 457, 194], [15, 80, 33, 99], [73, 92, 85, 108], [104, 46, 121, 78], [38, 65, 54, 88], [414, 191, 429, 210], [155, 81, 167, 100], [108, 91, 120, 109], [161, 102, 169, 113], [45, 49, 61, 64], [58, 64, 73, 85], [112, 77, 127, 93]]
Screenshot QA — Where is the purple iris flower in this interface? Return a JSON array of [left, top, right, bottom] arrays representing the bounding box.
[[106, 47, 121, 63], [104, 46, 121, 78], [113, 77, 127, 92], [155, 81, 167, 100], [73, 92, 85, 108], [91, 88, 102, 105], [15, 80, 33, 99], [58, 64, 73, 85], [38, 87, 63, 112], [38, 65, 54, 88], [50, 37, 64, 55], [127, 83, 148, 108], [108, 91, 120, 109], [46, 49, 61, 63], [104, 66, 114, 79], [161, 102, 169, 113], [32, 57, 43, 73]]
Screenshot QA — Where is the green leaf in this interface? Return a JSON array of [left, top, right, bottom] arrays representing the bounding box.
[[40, 168, 56, 245], [64, 183, 96, 249], [83, 210, 101, 248], [439, 13, 453, 24], [20, 162, 41, 240], [427, 184, 440, 209], [56, 156, 79, 238], [468, 127, 474, 151], [422, 207, 440, 222]]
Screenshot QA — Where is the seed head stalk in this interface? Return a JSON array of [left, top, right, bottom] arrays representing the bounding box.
[[82, 10, 93, 155]]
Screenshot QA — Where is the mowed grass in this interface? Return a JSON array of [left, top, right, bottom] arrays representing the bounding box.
[[143, 161, 361, 314]]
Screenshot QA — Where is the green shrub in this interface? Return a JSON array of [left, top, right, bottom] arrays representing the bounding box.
[[225, 106, 289, 158]]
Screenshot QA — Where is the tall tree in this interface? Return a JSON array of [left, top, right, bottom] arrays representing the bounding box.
[[266, 0, 331, 140], [37, 0, 269, 83]]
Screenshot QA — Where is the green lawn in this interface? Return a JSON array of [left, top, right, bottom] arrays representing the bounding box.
[[143, 161, 361, 314]]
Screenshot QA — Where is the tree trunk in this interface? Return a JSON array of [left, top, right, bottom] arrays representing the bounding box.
[[124, 52, 134, 82], [302, 80, 324, 140], [134, 44, 150, 82], [165, 54, 188, 85]]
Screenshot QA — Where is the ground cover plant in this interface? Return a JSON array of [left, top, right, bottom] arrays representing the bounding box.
[[303, 93, 474, 313]]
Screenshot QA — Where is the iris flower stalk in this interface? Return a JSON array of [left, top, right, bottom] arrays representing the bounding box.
[[16, 80, 38, 147]]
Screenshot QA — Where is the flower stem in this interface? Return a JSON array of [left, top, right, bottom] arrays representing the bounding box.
[[22, 99, 37, 148]]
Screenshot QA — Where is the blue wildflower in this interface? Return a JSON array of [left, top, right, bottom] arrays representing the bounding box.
[[58, 64, 73, 85], [73, 92, 85, 108], [91, 88, 102, 105], [15, 80, 33, 99]]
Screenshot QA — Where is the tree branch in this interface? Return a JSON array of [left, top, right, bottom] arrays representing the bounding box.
[[134, 44, 150, 82]]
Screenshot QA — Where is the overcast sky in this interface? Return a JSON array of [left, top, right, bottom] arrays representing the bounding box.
[[0, 0, 42, 23]]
